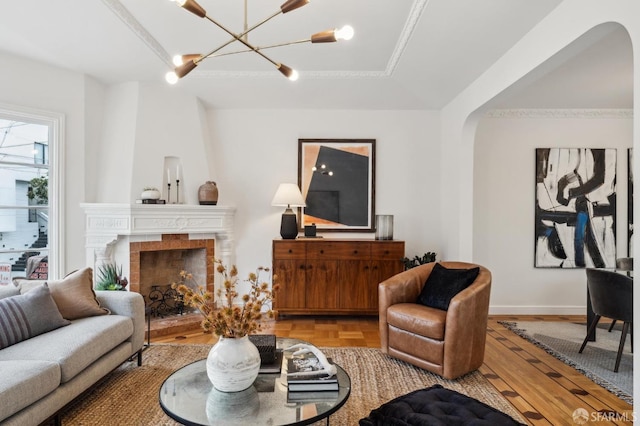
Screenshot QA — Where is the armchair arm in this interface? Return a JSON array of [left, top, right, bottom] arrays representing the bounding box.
[[378, 263, 436, 352], [442, 267, 492, 378], [97, 291, 146, 354]]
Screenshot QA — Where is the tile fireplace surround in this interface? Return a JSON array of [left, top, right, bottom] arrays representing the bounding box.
[[80, 203, 235, 297]]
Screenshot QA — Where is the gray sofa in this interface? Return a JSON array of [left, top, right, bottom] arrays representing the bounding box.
[[0, 281, 145, 426]]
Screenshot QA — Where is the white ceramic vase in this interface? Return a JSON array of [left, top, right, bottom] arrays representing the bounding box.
[[141, 189, 161, 200], [206, 335, 261, 392]]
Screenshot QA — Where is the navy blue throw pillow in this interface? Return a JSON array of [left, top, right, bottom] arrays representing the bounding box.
[[416, 263, 480, 310]]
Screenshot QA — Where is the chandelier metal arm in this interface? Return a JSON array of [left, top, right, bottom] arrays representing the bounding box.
[[204, 15, 279, 67], [198, 9, 282, 63], [205, 39, 311, 60]]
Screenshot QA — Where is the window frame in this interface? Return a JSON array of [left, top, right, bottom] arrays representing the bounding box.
[[0, 102, 65, 279]]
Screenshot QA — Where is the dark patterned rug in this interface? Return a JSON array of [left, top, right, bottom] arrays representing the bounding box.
[[500, 321, 632, 404]]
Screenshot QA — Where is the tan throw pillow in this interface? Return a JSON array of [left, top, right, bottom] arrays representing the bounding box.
[[47, 268, 110, 320]]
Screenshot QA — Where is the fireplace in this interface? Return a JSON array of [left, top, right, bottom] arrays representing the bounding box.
[[80, 203, 235, 313], [130, 233, 212, 317]]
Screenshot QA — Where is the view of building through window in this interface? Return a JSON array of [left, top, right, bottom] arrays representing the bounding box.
[[0, 118, 49, 282]]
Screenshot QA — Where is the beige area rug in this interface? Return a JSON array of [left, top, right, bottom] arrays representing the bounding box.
[[61, 344, 525, 425]]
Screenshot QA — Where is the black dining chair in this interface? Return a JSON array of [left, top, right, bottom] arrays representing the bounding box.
[[606, 258, 634, 332], [580, 268, 633, 372]]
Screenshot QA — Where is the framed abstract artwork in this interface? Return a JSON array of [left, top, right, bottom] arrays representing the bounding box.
[[298, 139, 375, 232], [534, 148, 616, 268]]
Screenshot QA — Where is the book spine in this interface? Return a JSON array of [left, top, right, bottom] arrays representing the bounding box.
[[135, 199, 166, 204]]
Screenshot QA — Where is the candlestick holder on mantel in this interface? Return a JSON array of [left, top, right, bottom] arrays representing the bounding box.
[[163, 156, 184, 204]]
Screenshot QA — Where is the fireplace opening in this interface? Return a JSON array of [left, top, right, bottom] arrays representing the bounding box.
[[139, 248, 206, 317], [128, 234, 215, 338]]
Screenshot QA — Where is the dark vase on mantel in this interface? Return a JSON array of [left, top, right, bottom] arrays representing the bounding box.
[[198, 181, 219, 205]]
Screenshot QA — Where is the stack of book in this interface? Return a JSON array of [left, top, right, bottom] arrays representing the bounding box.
[[286, 357, 338, 392], [135, 199, 166, 204]]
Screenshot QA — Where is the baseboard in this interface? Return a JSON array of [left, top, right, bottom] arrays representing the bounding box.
[[489, 305, 586, 315]]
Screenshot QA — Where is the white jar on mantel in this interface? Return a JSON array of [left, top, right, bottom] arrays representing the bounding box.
[[141, 189, 161, 200]]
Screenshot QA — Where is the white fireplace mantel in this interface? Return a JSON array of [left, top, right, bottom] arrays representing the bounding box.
[[80, 203, 236, 270]]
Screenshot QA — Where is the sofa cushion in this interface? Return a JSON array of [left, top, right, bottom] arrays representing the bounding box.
[[0, 285, 20, 300], [0, 314, 133, 382], [417, 263, 480, 311], [359, 384, 525, 426], [0, 360, 60, 423], [0, 284, 70, 349], [17, 268, 110, 320]]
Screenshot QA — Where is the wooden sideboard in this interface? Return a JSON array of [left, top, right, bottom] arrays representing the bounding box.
[[272, 239, 405, 315]]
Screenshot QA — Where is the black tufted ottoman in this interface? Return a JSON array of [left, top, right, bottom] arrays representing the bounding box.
[[359, 384, 526, 426]]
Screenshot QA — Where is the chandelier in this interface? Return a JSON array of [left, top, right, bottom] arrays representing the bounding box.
[[165, 0, 354, 84]]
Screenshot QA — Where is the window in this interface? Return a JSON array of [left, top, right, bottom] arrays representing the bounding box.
[[0, 104, 64, 282]]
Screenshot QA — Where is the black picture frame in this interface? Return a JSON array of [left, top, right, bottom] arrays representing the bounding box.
[[298, 139, 375, 232]]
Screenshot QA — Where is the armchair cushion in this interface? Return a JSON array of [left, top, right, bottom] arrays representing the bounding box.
[[416, 263, 479, 310]]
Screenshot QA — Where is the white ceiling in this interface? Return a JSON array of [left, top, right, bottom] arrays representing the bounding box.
[[0, 0, 632, 110]]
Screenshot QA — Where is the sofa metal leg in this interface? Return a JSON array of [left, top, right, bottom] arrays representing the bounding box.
[[137, 349, 143, 366]]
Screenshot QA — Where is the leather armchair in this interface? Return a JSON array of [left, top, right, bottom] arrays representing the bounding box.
[[378, 261, 492, 379]]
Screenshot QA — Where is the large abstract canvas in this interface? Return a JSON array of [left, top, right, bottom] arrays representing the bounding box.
[[298, 139, 375, 232], [535, 148, 616, 268]]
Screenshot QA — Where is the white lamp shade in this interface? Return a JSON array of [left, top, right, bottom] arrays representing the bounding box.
[[271, 183, 306, 207]]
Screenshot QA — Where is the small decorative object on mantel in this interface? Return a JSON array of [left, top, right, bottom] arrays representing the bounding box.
[[198, 181, 219, 205], [140, 187, 161, 200], [172, 259, 279, 392], [135, 199, 166, 204]]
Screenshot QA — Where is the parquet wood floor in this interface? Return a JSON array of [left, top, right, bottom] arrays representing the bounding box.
[[153, 314, 634, 425]]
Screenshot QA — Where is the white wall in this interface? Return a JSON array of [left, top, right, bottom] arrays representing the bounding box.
[[207, 109, 441, 276], [0, 51, 88, 274], [436, 0, 640, 398], [440, 1, 640, 260], [474, 111, 633, 314], [93, 82, 214, 204]]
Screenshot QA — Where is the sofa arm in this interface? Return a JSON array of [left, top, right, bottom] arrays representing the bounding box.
[[96, 291, 146, 355]]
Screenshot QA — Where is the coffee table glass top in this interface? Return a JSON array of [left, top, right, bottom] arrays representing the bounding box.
[[159, 337, 351, 426]]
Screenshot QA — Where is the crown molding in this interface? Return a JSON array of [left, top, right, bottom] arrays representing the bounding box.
[[385, 0, 429, 75], [485, 109, 633, 119], [103, 0, 428, 79], [101, 0, 172, 67]]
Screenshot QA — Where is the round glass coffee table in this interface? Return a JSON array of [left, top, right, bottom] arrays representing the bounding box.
[[159, 337, 351, 425]]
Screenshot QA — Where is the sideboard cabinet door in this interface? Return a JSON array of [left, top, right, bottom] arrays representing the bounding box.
[[273, 239, 404, 315]]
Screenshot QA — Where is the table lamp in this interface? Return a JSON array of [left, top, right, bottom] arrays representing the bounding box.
[[271, 183, 306, 239]]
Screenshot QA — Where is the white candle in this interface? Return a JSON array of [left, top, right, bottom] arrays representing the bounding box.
[[167, 168, 171, 183], [177, 165, 181, 181]]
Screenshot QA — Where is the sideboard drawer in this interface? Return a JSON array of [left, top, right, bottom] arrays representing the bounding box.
[[273, 241, 306, 259], [306, 241, 370, 260], [371, 241, 405, 260]]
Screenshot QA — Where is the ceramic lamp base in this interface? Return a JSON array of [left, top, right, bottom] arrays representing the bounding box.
[[280, 208, 298, 239]]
